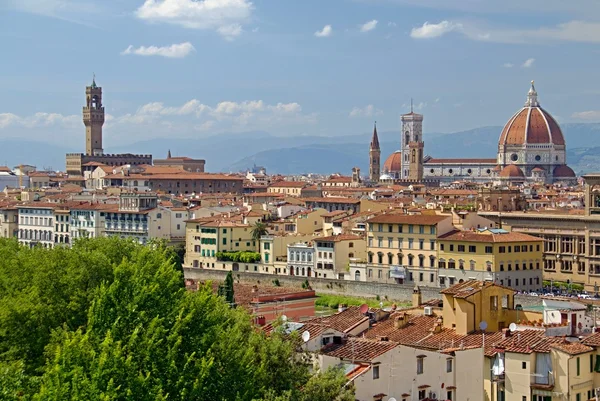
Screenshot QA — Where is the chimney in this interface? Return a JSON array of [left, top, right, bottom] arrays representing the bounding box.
[[412, 285, 422, 307], [393, 313, 409, 329], [255, 315, 266, 326]]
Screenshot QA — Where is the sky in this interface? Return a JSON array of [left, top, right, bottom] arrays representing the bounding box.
[[2, 0, 600, 148]]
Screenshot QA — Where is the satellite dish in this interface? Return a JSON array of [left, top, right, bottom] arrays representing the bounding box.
[[379, 301, 384, 309], [281, 315, 288, 323], [302, 330, 311, 343], [388, 398, 397, 401], [479, 321, 488, 331], [359, 304, 369, 314], [509, 322, 517, 332]]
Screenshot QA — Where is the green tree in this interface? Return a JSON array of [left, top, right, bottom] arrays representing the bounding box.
[[0, 237, 353, 400], [251, 221, 269, 242]]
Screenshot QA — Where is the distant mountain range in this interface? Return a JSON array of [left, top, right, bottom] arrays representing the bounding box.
[[2, 124, 600, 175]]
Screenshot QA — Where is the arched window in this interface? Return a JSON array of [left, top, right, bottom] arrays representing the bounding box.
[[388, 253, 393, 265], [355, 270, 361, 281], [418, 254, 424, 267], [405, 133, 410, 145], [408, 254, 414, 266]]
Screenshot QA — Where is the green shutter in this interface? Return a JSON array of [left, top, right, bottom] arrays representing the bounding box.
[[577, 357, 580, 376]]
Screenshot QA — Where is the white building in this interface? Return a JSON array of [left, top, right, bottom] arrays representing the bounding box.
[[18, 203, 55, 248], [287, 242, 315, 278], [0, 167, 29, 191]]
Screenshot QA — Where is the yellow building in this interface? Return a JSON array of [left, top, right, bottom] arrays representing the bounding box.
[[267, 181, 306, 196], [350, 213, 454, 286], [437, 228, 544, 291], [314, 234, 366, 280], [184, 219, 256, 269]]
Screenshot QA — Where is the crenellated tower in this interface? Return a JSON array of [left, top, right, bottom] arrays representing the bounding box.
[[83, 76, 105, 156]]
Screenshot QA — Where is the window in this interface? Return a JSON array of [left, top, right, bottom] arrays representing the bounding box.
[[485, 246, 493, 254], [446, 358, 453, 372], [449, 244, 454, 251], [419, 272, 423, 282], [458, 245, 465, 252], [398, 224, 403, 233], [388, 224, 393, 232], [388, 238, 393, 248], [499, 246, 506, 253], [522, 361, 527, 369], [378, 237, 383, 247], [419, 239, 424, 250], [490, 296, 498, 311], [372, 365, 379, 379], [440, 244, 445, 251], [222, 238, 227, 245], [447, 391, 453, 401], [522, 397, 527, 401], [419, 225, 424, 234], [430, 240, 435, 250], [408, 225, 414, 233], [418, 390, 426, 400], [469, 245, 476, 253], [430, 226, 436, 235], [408, 239, 414, 249], [417, 357, 424, 374]]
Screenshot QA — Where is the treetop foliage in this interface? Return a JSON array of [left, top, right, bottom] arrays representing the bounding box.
[[0, 237, 352, 401]]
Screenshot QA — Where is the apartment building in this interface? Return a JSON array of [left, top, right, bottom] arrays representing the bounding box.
[[314, 234, 365, 280], [479, 174, 600, 293], [287, 242, 316, 277], [437, 228, 544, 291], [184, 219, 255, 269], [18, 203, 56, 248], [53, 208, 70, 246], [267, 181, 306, 197], [0, 204, 18, 238], [103, 193, 171, 244], [351, 213, 454, 286]]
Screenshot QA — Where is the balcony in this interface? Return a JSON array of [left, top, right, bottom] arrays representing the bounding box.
[[531, 371, 554, 390]]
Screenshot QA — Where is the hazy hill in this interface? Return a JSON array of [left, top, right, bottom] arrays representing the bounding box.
[[2, 124, 600, 174]]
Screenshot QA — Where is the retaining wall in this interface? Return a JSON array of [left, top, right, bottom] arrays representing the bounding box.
[[183, 268, 543, 307]]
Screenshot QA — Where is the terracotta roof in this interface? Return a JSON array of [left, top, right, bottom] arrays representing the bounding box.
[[321, 210, 350, 218], [104, 171, 242, 181], [583, 332, 600, 347], [499, 165, 525, 179], [367, 213, 449, 225], [550, 341, 593, 356], [499, 106, 565, 146], [269, 181, 307, 188], [425, 158, 497, 164], [316, 234, 362, 242], [305, 306, 369, 333], [383, 151, 402, 172], [440, 280, 515, 299], [437, 230, 542, 243], [303, 197, 361, 204], [323, 337, 397, 362], [553, 165, 576, 178]]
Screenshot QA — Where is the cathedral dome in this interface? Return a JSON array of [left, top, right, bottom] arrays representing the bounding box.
[[498, 81, 565, 147], [499, 164, 525, 178], [553, 165, 576, 178], [383, 151, 402, 173]]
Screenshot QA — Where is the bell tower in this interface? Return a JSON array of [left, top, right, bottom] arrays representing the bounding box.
[[83, 76, 104, 156], [401, 101, 424, 180], [369, 122, 381, 182]]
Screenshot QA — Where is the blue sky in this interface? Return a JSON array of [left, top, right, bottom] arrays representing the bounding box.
[[2, 0, 600, 147]]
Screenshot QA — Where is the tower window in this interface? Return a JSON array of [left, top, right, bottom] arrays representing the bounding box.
[[448, 169, 453, 174], [467, 169, 472, 174], [511, 153, 518, 162], [535, 155, 541, 161], [430, 169, 434, 173]]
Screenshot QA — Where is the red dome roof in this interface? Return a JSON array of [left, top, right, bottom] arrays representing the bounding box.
[[498, 82, 565, 147], [553, 165, 576, 178], [499, 164, 525, 178], [383, 151, 402, 172]]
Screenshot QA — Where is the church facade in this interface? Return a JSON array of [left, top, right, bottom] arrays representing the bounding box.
[[373, 81, 576, 185]]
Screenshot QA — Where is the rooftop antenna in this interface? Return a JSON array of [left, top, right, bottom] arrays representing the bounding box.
[[411, 98, 413, 113], [479, 321, 488, 349]]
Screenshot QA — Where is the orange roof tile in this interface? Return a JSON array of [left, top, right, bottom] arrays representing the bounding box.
[[367, 214, 449, 225]]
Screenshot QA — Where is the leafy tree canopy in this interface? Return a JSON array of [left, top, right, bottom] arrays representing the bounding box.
[[0, 237, 351, 400]]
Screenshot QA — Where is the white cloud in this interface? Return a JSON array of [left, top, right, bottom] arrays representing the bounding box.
[[315, 24, 332, 37], [409, 19, 600, 44], [121, 42, 195, 58], [503, 62, 514, 68], [0, 112, 79, 129], [388, 21, 397, 27], [360, 20, 378, 32], [410, 20, 463, 39], [135, 0, 253, 40], [349, 105, 383, 118], [572, 110, 600, 120], [522, 58, 535, 68]]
